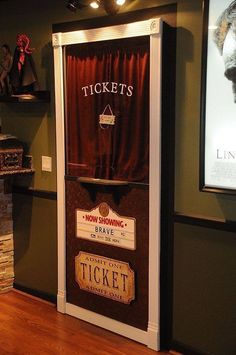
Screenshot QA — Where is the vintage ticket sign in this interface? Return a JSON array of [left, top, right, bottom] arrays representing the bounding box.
[[99, 114, 116, 125], [75, 252, 135, 304], [99, 104, 116, 125], [76, 202, 136, 250]]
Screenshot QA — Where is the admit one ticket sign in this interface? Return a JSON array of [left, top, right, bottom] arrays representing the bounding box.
[[76, 203, 136, 250], [75, 252, 135, 304]]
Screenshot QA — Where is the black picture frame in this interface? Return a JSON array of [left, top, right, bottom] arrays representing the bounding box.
[[200, 0, 236, 194]]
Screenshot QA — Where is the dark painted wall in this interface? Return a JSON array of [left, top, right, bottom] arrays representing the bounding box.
[[173, 1, 236, 354], [0, 0, 236, 354], [13, 193, 57, 298], [173, 224, 236, 355]]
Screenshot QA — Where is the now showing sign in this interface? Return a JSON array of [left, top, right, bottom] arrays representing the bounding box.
[[75, 252, 135, 304], [76, 203, 136, 250]]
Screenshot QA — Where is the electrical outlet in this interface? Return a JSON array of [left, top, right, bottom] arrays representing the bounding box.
[[42, 156, 52, 172]]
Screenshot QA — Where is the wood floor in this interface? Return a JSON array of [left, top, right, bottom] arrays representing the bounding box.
[[0, 290, 171, 355]]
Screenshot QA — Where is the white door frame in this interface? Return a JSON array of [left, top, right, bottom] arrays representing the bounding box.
[[52, 17, 162, 351]]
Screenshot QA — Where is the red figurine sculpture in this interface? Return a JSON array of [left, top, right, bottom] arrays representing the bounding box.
[[9, 34, 39, 93]]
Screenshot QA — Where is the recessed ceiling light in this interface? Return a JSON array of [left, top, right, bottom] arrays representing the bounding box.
[[116, 0, 126, 5], [90, 0, 100, 9]]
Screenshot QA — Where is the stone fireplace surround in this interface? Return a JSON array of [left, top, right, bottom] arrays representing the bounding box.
[[0, 179, 14, 293]]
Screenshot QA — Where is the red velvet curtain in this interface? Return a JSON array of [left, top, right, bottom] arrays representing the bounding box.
[[65, 36, 149, 182]]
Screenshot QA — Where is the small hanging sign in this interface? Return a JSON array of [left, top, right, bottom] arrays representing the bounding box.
[[99, 104, 116, 126]]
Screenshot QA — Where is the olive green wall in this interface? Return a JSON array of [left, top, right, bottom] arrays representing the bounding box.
[[174, 2, 236, 354], [0, 1, 236, 354], [12, 193, 57, 297], [174, 223, 236, 355]]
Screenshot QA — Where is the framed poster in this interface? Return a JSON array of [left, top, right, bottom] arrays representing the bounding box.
[[201, 0, 236, 193]]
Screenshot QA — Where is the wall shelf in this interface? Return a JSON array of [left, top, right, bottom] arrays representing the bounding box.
[[0, 91, 50, 103], [0, 168, 35, 177]]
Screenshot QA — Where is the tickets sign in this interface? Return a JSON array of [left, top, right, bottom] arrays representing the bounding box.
[[76, 203, 136, 250], [75, 252, 135, 304]]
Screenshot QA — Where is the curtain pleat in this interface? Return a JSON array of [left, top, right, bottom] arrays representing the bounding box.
[[65, 36, 150, 182]]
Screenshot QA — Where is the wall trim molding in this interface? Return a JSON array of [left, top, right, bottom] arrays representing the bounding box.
[[171, 340, 207, 355], [14, 283, 57, 304], [174, 212, 236, 233], [12, 185, 57, 200], [66, 302, 150, 347]]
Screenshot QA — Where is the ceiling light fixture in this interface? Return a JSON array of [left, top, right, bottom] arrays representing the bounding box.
[[116, 0, 126, 5], [67, 0, 87, 12], [66, 0, 79, 12], [66, 0, 129, 15], [90, 0, 100, 9]]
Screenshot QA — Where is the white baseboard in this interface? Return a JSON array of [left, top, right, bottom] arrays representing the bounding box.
[[57, 291, 66, 313], [66, 302, 148, 345], [147, 321, 160, 351], [66, 303, 160, 350]]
